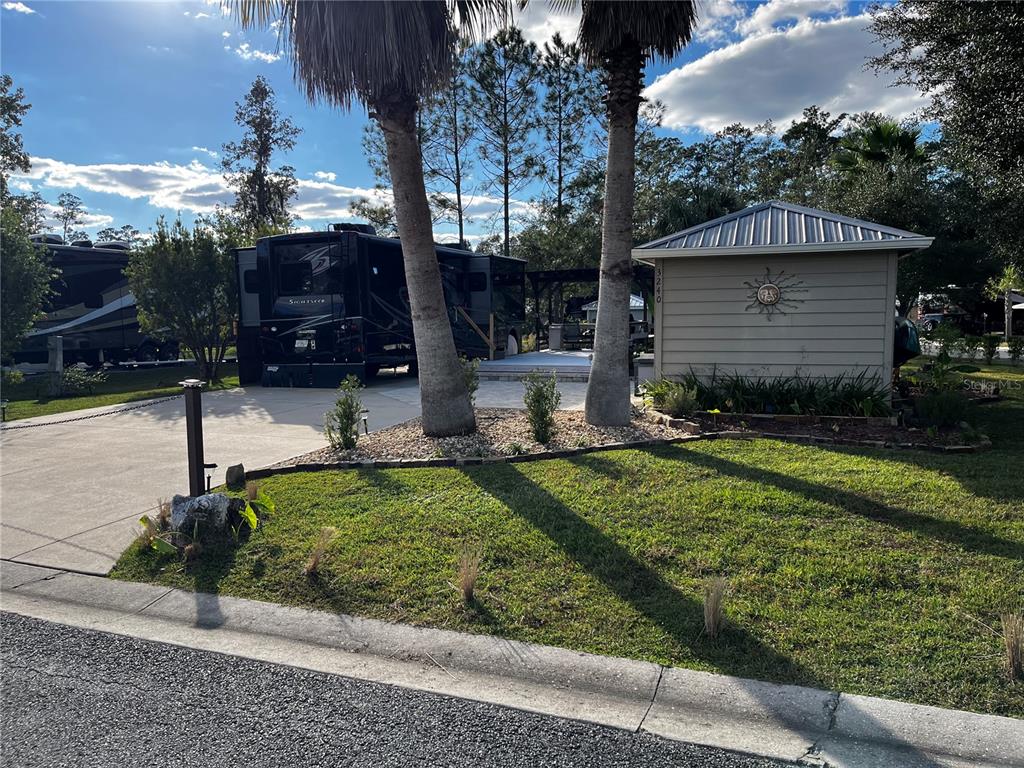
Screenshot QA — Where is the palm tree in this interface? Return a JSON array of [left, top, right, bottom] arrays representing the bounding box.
[[833, 120, 929, 176], [571, 1, 698, 426], [986, 264, 1022, 341], [235, 1, 504, 436]]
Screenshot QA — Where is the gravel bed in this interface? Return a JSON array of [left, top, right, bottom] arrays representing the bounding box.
[[273, 408, 702, 466]]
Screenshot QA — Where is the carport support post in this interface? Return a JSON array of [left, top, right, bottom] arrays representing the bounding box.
[[47, 335, 63, 397], [180, 379, 206, 497]]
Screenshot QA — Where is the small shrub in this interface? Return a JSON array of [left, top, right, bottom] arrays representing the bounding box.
[[458, 543, 483, 603], [305, 526, 338, 579], [662, 384, 698, 418], [60, 366, 107, 396], [324, 375, 363, 450], [954, 335, 982, 361], [461, 356, 479, 406], [928, 322, 961, 355], [915, 389, 970, 428], [523, 372, 560, 444], [1008, 337, 1023, 365], [502, 441, 526, 456], [1, 369, 24, 389], [1002, 613, 1024, 681], [982, 335, 1000, 365], [521, 333, 538, 353], [703, 577, 727, 639]]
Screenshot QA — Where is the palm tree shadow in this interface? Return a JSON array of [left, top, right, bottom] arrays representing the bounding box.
[[462, 462, 818, 687]]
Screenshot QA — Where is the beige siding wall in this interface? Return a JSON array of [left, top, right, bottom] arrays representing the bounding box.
[[654, 251, 895, 384]]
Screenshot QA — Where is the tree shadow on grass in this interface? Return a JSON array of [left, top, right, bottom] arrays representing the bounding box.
[[462, 462, 819, 688], [649, 444, 1023, 562]]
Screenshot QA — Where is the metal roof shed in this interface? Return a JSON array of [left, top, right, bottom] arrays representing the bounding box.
[[632, 201, 933, 388]]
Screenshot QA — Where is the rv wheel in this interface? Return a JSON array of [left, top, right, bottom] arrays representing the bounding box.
[[506, 333, 519, 356]]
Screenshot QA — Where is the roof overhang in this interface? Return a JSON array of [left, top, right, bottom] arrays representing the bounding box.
[[632, 237, 934, 265]]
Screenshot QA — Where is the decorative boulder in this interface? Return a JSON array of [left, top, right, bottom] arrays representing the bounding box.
[[225, 463, 246, 489], [171, 493, 231, 533]]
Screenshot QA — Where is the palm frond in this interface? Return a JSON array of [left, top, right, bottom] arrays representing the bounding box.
[[577, 0, 698, 63]]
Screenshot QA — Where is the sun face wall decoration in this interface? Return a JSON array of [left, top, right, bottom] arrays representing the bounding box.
[[744, 268, 807, 321]]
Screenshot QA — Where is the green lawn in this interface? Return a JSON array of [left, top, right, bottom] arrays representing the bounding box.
[[2, 361, 239, 421], [112, 362, 1024, 717]]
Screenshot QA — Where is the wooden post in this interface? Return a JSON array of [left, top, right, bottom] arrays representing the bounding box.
[[488, 313, 495, 361]]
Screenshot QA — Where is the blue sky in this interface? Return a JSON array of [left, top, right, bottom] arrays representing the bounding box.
[[2, 0, 924, 242]]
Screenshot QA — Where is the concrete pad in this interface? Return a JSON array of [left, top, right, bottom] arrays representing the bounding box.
[[642, 666, 835, 762], [824, 693, 1024, 767], [10, 513, 140, 574], [0, 561, 63, 590]]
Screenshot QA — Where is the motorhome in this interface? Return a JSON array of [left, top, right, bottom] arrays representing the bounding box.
[[235, 225, 526, 386], [15, 237, 176, 365]]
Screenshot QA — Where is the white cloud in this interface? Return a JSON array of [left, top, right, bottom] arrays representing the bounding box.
[[313, 171, 336, 182], [9, 178, 34, 192], [233, 42, 281, 64], [194, 11, 211, 20], [43, 203, 114, 234], [694, 0, 744, 43], [512, 3, 580, 48], [645, 14, 928, 132], [183, 10, 190, 16], [222, 30, 230, 38], [2, 2, 36, 14], [13, 157, 529, 232], [736, 0, 846, 37], [146, 45, 172, 54], [192, 146, 219, 160]]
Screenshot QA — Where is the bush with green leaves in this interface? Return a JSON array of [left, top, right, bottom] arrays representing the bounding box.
[[909, 350, 979, 392], [954, 335, 982, 361], [1008, 337, 1023, 365], [324, 375, 363, 450], [915, 389, 971, 428], [60, 366, 108, 396], [461, 356, 479, 406], [642, 370, 892, 418], [523, 371, 560, 444], [926, 322, 961, 355], [982, 335, 1000, 364]]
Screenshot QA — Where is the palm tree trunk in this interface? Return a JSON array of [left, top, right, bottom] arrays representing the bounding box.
[[584, 48, 642, 427], [1006, 288, 1014, 341], [378, 104, 476, 437]]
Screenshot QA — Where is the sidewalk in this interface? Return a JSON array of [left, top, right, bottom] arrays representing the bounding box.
[[2, 560, 1020, 768]]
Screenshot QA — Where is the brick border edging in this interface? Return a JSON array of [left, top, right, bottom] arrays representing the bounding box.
[[247, 426, 987, 479]]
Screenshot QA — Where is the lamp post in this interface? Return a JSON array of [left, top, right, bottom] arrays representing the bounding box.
[[180, 378, 205, 497]]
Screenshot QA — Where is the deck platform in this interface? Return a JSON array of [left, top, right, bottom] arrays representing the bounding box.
[[477, 350, 592, 381]]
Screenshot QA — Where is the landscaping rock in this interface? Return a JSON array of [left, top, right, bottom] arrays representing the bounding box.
[[170, 493, 232, 533], [225, 463, 245, 488]]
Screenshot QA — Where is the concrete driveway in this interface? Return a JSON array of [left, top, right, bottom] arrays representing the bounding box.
[[0, 377, 586, 575]]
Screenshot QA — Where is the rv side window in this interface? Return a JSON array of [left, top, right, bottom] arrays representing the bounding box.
[[279, 262, 311, 295], [243, 270, 259, 293], [468, 272, 487, 292]]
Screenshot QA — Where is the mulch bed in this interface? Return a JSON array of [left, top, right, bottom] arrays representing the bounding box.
[[271, 408, 700, 467]]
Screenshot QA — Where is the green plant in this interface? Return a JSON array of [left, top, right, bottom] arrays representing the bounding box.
[[1, 369, 25, 389], [910, 350, 980, 392], [458, 542, 483, 603], [954, 335, 983, 361], [915, 389, 971, 428], [244, 489, 274, 528], [927, 322, 961, 355], [521, 333, 538, 353], [503, 441, 527, 456], [982, 335, 1000, 365], [461, 356, 479, 406], [1008, 337, 1023, 365], [663, 383, 698, 418], [703, 577, 727, 639], [523, 372, 560, 444], [324, 375, 363, 450], [305, 526, 337, 579], [60, 366, 108, 396]]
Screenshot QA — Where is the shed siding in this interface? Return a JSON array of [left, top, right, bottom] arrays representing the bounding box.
[[656, 252, 892, 382]]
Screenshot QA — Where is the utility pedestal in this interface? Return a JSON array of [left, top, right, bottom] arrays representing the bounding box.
[[181, 378, 206, 497], [47, 336, 64, 397]]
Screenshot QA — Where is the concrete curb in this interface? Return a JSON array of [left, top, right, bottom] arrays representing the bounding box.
[[1, 561, 1020, 767]]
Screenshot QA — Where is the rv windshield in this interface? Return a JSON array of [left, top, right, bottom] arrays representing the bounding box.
[[272, 240, 345, 318]]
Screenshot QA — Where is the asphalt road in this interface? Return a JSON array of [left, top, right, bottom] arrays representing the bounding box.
[[1, 612, 790, 768]]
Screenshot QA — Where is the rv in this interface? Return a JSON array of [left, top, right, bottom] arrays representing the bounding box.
[[14, 237, 177, 365], [235, 225, 526, 386]]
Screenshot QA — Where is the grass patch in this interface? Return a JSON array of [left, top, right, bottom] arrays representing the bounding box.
[[112, 361, 1024, 716], [2, 362, 239, 421]]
